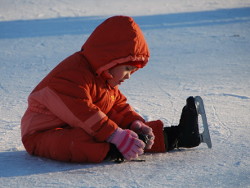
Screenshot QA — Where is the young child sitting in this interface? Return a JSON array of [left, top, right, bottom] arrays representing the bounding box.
[[21, 16, 201, 163]]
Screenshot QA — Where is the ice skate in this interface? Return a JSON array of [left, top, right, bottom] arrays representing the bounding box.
[[164, 96, 212, 150], [177, 96, 201, 148]]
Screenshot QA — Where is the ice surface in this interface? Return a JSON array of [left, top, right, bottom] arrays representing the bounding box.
[[0, 0, 250, 187]]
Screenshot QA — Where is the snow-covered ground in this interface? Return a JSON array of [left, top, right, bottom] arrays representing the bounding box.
[[0, 0, 250, 187]]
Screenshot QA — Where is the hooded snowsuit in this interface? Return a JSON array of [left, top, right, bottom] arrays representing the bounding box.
[[21, 16, 151, 163]]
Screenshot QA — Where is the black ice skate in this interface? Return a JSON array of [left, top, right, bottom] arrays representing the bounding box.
[[177, 96, 201, 148], [164, 96, 212, 150]]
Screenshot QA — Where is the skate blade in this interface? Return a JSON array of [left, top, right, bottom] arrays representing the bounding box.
[[194, 96, 212, 148]]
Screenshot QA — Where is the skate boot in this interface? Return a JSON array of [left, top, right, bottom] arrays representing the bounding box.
[[105, 144, 124, 162], [164, 96, 201, 150], [178, 96, 201, 148]]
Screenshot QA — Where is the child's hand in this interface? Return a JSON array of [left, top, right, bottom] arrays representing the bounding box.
[[107, 128, 145, 160], [130, 120, 155, 149]]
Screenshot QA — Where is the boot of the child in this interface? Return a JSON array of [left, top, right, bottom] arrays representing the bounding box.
[[164, 96, 201, 151], [105, 143, 124, 162], [146, 96, 201, 152]]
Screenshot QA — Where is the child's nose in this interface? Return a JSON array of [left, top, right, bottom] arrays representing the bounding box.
[[125, 73, 131, 79]]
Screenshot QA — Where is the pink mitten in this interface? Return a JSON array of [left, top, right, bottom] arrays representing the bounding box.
[[130, 120, 155, 149], [107, 128, 145, 160]]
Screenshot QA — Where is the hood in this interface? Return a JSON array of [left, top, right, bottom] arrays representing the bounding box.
[[81, 16, 150, 76]]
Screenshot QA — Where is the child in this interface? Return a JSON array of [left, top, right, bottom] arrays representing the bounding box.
[[21, 16, 201, 163]]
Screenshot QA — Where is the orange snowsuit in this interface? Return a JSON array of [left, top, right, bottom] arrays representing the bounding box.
[[21, 16, 151, 163]]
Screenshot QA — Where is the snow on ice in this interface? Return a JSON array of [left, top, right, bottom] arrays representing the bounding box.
[[0, 0, 250, 187]]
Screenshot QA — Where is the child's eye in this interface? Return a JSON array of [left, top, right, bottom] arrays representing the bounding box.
[[125, 65, 137, 72], [126, 66, 131, 71]]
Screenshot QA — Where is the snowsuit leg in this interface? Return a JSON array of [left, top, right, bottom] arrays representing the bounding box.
[[145, 120, 167, 153], [22, 126, 110, 163]]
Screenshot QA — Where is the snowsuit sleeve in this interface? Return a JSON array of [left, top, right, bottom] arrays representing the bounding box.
[[107, 89, 145, 129], [29, 68, 118, 142]]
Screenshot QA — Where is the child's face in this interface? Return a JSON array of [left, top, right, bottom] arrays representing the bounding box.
[[107, 65, 138, 87]]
